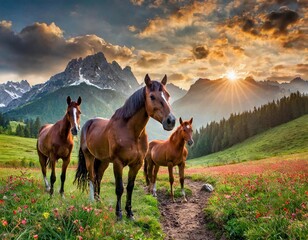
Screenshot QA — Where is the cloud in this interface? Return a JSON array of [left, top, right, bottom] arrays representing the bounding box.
[[134, 50, 168, 68], [130, 0, 144, 6], [138, 1, 216, 39], [192, 46, 209, 60], [0, 21, 134, 82], [169, 73, 185, 81], [262, 7, 299, 34]]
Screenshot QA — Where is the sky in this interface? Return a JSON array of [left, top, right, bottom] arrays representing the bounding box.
[[0, 0, 307, 89]]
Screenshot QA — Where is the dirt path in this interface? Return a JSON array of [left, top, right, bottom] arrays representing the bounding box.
[[156, 179, 219, 240]]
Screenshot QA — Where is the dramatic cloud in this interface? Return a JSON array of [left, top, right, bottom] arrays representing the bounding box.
[[192, 46, 209, 60], [0, 21, 134, 82], [130, 0, 144, 6], [262, 7, 299, 34], [138, 1, 216, 39], [134, 50, 168, 68]]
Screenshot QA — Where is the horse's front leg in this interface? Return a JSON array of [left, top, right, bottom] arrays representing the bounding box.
[[167, 162, 175, 202], [114, 159, 124, 221], [178, 162, 187, 202], [152, 164, 160, 197], [126, 162, 142, 220], [59, 156, 70, 198], [49, 154, 57, 197]]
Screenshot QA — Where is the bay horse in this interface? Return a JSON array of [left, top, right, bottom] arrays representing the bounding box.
[[74, 74, 176, 220], [144, 117, 193, 202], [37, 96, 82, 197]]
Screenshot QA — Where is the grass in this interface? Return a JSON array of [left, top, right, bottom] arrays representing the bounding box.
[[0, 167, 164, 240], [0, 134, 79, 167], [1, 114, 308, 239], [188, 114, 308, 167]]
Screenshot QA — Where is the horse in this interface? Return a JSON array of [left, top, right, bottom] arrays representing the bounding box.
[[74, 74, 176, 220], [37, 96, 82, 197], [144, 117, 193, 202]]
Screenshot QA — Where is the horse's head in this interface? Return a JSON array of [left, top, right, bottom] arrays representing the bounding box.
[[144, 74, 176, 131], [179, 117, 194, 146], [66, 96, 82, 136]]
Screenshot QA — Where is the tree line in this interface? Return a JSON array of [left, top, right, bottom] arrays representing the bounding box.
[[0, 113, 41, 138], [188, 92, 308, 159]]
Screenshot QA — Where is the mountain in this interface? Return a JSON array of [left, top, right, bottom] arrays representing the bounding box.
[[0, 80, 31, 107], [166, 83, 187, 104], [172, 77, 285, 128], [281, 77, 308, 93], [5, 52, 139, 111], [6, 83, 126, 124]]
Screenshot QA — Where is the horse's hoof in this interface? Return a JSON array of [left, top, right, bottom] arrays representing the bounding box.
[[116, 211, 123, 221], [127, 215, 135, 221], [152, 192, 157, 197], [45, 187, 50, 193], [182, 198, 187, 203]]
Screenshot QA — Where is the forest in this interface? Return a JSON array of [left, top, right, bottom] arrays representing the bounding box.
[[189, 92, 308, 159]]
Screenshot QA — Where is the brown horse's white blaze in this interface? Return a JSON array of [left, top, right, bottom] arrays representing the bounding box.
[[37, 96, 82, 197], [74, 74, 175, 220], [144, 117, 193, 202]]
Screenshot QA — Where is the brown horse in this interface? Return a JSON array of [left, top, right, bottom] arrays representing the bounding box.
[[37, 96, 82, 197], [74, 74, 176, 220], [144, 117, 193, 202]]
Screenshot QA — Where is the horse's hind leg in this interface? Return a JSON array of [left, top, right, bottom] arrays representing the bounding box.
[[125, 162, 142, 220], [167, 162, 175, 202], [59, 156, 70, 198], [178, 162, 187, 202], [94, 159, 109, 201], [38, 150, 50, 192]]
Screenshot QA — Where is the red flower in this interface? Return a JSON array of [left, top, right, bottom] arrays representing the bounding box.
[[79, 226, 84, 232], [255, 212, 261, 219], [0, 199, 5, 205], [1, 219, 8, 227], [33, 234, 38, 239], [21, 219, 27, 225]]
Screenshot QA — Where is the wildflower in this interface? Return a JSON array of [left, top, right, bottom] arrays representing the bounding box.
[[0, 199, 5, 204], [42, 212, 50, 219], [79, 226, 84, 232], [21, 219, 27, 225], [13, 210, 17, 215], [3, 195, 8, 200], [77, 236, 83, 240], [1, 219, 8, 227], [255, 212, 261, 219], [73, 219, 79, 224], [31, 198, 36, 204], [33, 234, 38, 239], [53, 208, 59, 218], [224, 194, 231, 199], [24, 205, 29, 209]]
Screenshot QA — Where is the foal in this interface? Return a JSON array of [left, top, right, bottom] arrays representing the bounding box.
[[37, 96, 82, 197], [144, 117, 193, 202]]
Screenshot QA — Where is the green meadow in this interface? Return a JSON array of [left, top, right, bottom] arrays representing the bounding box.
[[1, 115, 308, 239]]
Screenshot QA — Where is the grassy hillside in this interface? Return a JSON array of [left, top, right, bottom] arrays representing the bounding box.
[[0, 134, 79, 167], [188, 114, 308, 166]]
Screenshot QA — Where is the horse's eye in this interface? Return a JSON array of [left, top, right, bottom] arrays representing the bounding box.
[[150, 95, 156, 101]]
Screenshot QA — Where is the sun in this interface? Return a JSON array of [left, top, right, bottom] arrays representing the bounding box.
[[226, 70, 237, 81]]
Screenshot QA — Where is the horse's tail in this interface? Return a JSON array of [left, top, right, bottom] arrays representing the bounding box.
[[74, 148, 88, 191]]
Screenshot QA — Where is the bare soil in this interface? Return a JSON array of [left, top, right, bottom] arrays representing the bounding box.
[[156, 179, 220, 240]]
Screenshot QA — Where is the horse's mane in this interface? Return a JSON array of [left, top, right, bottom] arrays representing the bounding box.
[[112, 87, 146, 121], [112, 81, 163, 121]]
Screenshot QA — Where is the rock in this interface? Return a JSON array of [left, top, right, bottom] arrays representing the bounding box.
[[201, 183, 214, 192]]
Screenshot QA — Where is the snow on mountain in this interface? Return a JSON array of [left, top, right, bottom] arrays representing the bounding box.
[[0, 80, 31, 107]]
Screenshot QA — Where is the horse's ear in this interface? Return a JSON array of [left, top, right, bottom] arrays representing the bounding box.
[[77, 96, 82, 105], [189, 117, 193, 124], [67, 96, 71, 105], [145, 74, 152, 88], [161, 74, 167, 85], [179, 117, 183, 125]]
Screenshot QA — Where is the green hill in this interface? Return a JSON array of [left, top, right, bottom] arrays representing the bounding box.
[[5, 83, 126, 124], [188, 114, 308, 166], [0, 134, 79, 167]]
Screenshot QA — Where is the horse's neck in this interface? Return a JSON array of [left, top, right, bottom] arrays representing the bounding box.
[[59, 115, 71, 138], [170, 129, 185, 149], [126, 107, 149, 138]]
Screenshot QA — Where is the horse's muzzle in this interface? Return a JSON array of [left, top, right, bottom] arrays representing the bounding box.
[[187, 139, 194, 146], [71, 127, 78, 136], [162, 113, 176, 131]]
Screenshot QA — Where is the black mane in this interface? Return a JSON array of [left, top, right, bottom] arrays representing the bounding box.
[[112, 81, 162, 121]]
